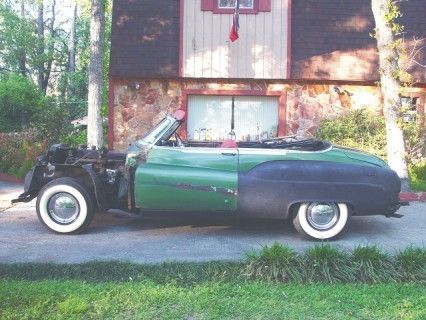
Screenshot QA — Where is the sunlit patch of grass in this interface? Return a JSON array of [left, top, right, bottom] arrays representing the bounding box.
[[57, 296, 90, 315]]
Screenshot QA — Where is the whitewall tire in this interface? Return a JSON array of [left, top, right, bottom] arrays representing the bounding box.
[[36, 178, 94, 234], [293, 202, 349, 240]]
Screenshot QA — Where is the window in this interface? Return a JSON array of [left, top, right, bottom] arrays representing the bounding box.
[[401, 96, 418, 123], [187, 95, 279, 142], [218, 0, 254, 9], [201, 0, 271, 14]]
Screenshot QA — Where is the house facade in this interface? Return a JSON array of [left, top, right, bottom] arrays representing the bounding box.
[[109, 0, 426, 151]]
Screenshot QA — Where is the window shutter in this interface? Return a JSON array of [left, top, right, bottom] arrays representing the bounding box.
[[201, 0, 214, 11], [258, 0, 271, 12]]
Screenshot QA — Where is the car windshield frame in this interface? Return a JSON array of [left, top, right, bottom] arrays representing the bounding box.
[[135, 116, 181, 147]]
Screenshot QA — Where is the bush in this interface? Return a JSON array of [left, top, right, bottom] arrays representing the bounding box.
[[316, 108, 426, 190], [409, 160, 426, 191], [0, 74, 47, 132], [316, 108, 387, 159], [243, 243, 302, 282], [240, 243, 426, 284], [0, 132, 47, 178]]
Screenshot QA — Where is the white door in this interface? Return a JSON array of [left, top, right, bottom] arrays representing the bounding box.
[[187, 95, 279, 141]]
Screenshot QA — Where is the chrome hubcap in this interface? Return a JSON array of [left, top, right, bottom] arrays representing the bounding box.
[[306, 203, 339, 230], [48, 193, 79, 224]]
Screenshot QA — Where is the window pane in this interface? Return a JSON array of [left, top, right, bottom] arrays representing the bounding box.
[[187, 95, 279, 142], [234, 96, 279, 141], [218, 0, 254, 9], [187, 96, 233, 141]]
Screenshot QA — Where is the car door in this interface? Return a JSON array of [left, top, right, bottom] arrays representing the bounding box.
[[134, 146, 238, 211]]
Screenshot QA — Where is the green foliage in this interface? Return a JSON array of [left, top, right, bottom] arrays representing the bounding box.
[[0, 132, 46, 178], [316, 108, 425, 178], [409, 160, 426, 191], [384, 0, 404, 33], [63, 128, 88, 147], [304, 244, 353, 283], [316, 108, 388, 159], [0, 74, 46, 132], [0, 245, 425, 286], [0, 5, 37, 75], [396, 247, 426, 280], [351, 246, 395, 283], [243, 243, 302, 282]]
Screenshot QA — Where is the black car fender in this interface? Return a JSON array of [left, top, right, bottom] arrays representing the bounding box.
[[13, 164, 110, 211], [237, 160, 401, 219]]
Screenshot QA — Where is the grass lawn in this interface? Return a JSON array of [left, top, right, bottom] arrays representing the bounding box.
[[1, 244, 424, 319], [1, 280, 425, 320]]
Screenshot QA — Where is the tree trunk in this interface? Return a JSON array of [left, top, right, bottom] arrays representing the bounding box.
[[37, 1, 45, 90], [42, 0, 56, 95], [19, 1, 26, 77], [67, 3, 78, 100], [371, 0, 410, 191], [87, 0, 105, 149], [69, 4, 77, 73]]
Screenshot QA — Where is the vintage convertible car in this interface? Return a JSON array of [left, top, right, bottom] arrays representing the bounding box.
[[14, 110, 404, 240]]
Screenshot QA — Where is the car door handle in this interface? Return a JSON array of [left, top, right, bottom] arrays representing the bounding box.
[[222, 152, 237, 156]]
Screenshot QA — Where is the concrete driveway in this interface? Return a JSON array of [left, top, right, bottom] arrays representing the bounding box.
[[0, 198, 425, 264]]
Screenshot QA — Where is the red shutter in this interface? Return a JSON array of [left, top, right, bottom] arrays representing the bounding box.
[[258, 0, 271, 12], [201, 0, 214, 11]]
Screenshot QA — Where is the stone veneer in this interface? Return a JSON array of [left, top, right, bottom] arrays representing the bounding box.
[[110, 79, 386, 151]]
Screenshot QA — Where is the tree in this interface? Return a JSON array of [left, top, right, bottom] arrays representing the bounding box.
[[18, 1, 26, 77], [36, 1, 44, 89], [87, 0, 105, 149], [69, 4, 77, 74], [371, 0, 409, 191]]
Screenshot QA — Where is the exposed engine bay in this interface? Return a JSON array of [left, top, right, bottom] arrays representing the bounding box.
[[14, 144, 129, 211]]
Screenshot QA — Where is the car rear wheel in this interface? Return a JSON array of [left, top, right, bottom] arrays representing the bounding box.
[[36, 178, 94, 234], [293, 202, 349, 240]]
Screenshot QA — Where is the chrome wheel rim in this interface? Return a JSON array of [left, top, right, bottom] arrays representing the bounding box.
[[306, 202, 339, 230], [47, 193, 80, 225]]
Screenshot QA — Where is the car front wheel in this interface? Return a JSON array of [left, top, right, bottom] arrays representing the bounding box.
[[293, 202, 349, 240], [36, 178, 94, 234]]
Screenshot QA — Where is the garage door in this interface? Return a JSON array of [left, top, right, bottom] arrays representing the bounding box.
[[187, 95, 279, 142]]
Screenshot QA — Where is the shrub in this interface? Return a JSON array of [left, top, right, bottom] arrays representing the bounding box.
[[396, 247, 426, 282], [63, 128, 88, 147], [351, 246, 396, 283], [316, 108, 387, 159], [409, 160, 426, 191], [0, 74, 46, 132], [243, 243, 302, 282], [304, 244, 354, 283], [316, 108, 425, 163], [0, 132, 46, 178]]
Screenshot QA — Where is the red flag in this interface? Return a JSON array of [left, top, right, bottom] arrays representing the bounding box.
[[229, 0, 240, 42]]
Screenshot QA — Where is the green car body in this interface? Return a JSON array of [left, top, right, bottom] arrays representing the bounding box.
[[122, 113, 398, 218], [14, 110, 403, 238]]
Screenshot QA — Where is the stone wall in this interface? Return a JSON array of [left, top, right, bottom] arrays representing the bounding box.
[[110, 78, 390, 151]]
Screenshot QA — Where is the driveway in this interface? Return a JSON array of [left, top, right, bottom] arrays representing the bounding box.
[[0, 199, 425, 264]]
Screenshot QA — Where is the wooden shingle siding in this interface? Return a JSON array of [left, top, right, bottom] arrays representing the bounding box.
[[110, 0, 180, 78], [183, 0, 290, 79], [291, 0, 426, 82]]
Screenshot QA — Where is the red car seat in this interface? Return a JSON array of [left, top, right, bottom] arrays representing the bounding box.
[[219, 140, 238, 148]]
